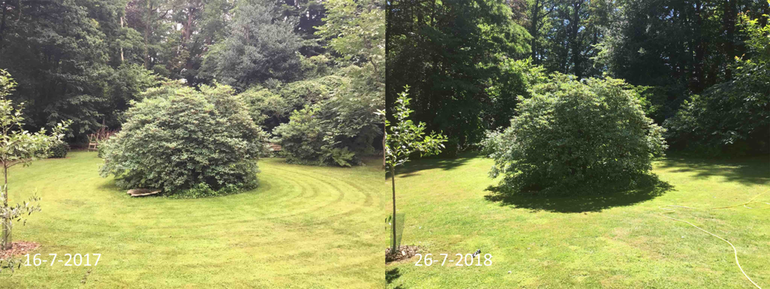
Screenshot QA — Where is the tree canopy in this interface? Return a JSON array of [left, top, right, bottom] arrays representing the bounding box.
[[387, 0, 530, 152], [388, 0, 770, 157]]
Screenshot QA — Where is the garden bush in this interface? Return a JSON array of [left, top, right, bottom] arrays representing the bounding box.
[[663, 65, 770, 156], [99, 83, 268, 196], [483, 75, 667, 194], [272, 67, 382, 167], [49, 142, 69, 158], [272, 95, 380, 167], [238, 74, 347, 132]]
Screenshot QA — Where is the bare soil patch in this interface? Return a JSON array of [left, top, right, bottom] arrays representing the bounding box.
[[0, 241, 40, 259], [386, 245, 419, 263]]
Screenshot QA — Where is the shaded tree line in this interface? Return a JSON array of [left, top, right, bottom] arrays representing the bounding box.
[[0, 0, 384, 164], [0, 0, 317, 136], [387, 0, 769, 155]]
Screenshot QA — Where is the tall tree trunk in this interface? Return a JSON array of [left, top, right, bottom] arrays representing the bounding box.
[[144, 26, 150, 68], [0, 0, 8, 45], [570, 1, 582, 79], [390, 166, 397, 252], [530, 0, 540, 63], [144, 0, 151, 69], [382, 133, 386, 168], [723, 0, 736, 80], [692, 2, 705, 93], [181, 5, 196, 72], [120, 16, 125, 64]]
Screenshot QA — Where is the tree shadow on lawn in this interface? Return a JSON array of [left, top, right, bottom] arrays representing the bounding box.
[[390, 152, 479, 179], [657, 155, 770, 185], [97, 181, 122, 193], [386, 268, 406, 289], [386, 268, 401, 284], [484, 176, 674, 213]]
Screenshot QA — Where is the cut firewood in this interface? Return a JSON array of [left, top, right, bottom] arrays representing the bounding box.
[[127, 189, 161, 197]]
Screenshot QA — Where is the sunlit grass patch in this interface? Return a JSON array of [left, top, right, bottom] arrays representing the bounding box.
[[0, 152, 385, 288], [387, 153, 769, 288]]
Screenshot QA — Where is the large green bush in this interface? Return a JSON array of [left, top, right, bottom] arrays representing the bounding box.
[[273, 92, 381, 167], [483, 75, 667, 194], [663, 64, 770, 156], [99, 83, 268, 196], [272, 67, 383, 167], [238, 74, 348, 132]]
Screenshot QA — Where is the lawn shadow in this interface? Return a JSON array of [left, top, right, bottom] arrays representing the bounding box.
[[484, 175, 674, 213], [386, 268, 401, 285], [657, 155, 769, 185], [390, 152, 479, 179], [97, 181, 123, 193], [386, 268, 407, 288]]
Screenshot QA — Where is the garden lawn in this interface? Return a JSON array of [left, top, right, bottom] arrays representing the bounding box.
[[386, 153, 770, 288], [0, 151, 386, 288]]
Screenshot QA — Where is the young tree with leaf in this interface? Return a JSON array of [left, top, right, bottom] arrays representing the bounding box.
[[384, 87, 446, 254], [0, 70, 70, 252]]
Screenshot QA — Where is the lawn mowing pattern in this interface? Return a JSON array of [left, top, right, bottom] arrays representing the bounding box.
[[386, 154, 769, 288], [0, 152, 386, 288]]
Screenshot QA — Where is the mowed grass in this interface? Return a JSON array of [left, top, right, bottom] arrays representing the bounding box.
[[0, 151, 386, 288], [386, 153, 770, 288]]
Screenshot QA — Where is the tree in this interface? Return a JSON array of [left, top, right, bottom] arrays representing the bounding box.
[[277, 0, 328, 56], [0, 0, 111, 138], [594, 0, 769, 122], [0, 0, 161, 141], [530, 0, 613, 79], [0, 70, 69, 252], [387, 0, 530, 152], [527, 0, 556, 65], [200, 0, 303, 89], [664, 14, 770, 156], [483, 75, 666, 194], [316, 0, 385, 84], [484, 58, 548, 130], [384, 87, 446, 254]]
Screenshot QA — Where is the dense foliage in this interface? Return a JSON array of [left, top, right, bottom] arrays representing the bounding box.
[[272, 0, 384, 166], [200, 0, 303, 89], [272, 68, 382, 167], [527, 0, 613, 79], [387, 0, 530, 152], [239, 72, 347, 132], [0, 0, 344, 141], [595, 0, 769, 123], [388, 0, 769, 158], [483, 76, 667, 194], [665, 15, 770, 156], [0, 0, 161, 140], [99, 83, 268, 196]]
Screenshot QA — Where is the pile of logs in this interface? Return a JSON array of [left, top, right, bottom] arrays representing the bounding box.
[[127, 189, 161, 197]]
